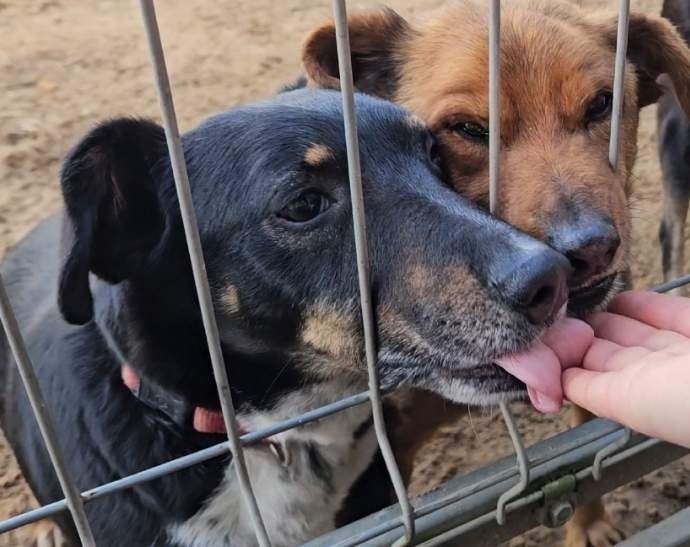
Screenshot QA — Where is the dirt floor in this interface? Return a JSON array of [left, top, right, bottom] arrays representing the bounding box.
[[1, 0, 689, 545]]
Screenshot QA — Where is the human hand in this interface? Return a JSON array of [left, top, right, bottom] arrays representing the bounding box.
[[563, 291, 690, 449]]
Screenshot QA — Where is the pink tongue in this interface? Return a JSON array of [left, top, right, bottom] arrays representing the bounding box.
[[495, 317, 594, 414], [495, 341, 562, 413]]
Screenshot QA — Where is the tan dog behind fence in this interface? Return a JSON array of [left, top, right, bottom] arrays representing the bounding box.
[[302, 1, 690, 545]]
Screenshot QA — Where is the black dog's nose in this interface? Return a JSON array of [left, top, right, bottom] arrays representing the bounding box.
[[549, 216, 620, 287], [496, 249, 569, 324]]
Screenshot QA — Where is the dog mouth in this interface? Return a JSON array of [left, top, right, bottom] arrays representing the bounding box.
[[567, 274, 618, 317], [382, 276, 622, 411], [392, 304, 594, 413]]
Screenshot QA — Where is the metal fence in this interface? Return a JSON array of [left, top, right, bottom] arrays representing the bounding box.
[[1, 0, 688, 545]]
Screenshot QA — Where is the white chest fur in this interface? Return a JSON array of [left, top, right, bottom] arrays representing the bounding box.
[[169, 380, 377, 547]]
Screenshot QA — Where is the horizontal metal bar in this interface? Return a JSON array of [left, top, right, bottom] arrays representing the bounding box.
[[652, 273, 690, 294], [617, 505, 690, 547], [306, 418, 688, 546], [417, 491, 543, 547], [419, 438, 685, 547], [0, 391, 371, 535], [306, 418, 623, 546]]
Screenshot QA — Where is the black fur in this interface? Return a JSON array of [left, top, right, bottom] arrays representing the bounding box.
[[0, 89, 568, 546]]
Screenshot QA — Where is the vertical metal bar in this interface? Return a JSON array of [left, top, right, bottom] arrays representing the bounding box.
[[138, 2, 270, 545], [331, 0, 415, 543], [489, 0, 531, 525], [608, 0, 630, 169], [594, 0, 632, 481], [592, 428, 631, 481], [489, 0, 501, 215], [495, 403, 530, 525], [0, 275, 96, 547]]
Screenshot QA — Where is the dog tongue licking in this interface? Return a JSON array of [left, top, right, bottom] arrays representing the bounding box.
[[495, 317, 594, 414]]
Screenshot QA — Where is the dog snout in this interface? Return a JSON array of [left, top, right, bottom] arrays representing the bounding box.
[[492, 245, 570, 325], [549, 216, 621, 287]]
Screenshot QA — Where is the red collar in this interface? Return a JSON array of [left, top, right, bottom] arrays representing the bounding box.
[[121, 364, 283, 462], [122, 363, 229, 435]]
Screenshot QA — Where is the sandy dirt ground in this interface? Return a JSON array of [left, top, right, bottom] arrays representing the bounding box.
[[1, 0, 689, 545]]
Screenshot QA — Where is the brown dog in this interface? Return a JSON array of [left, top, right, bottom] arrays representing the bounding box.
[[301, 1, 690, 546]]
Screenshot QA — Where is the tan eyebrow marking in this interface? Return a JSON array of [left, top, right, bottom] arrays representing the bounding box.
[[304, 143, 335, 166]]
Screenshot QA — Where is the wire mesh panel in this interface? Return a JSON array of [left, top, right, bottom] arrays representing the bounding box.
[[1, 0, 690, 545]]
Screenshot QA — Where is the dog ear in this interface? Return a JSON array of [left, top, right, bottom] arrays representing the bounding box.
[[602, 13, 690, 117], [302, 8, 412, 100], [58, 118, 168, 325]]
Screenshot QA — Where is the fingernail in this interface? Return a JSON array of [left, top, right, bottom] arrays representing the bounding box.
[[528, 387, 561, 414]]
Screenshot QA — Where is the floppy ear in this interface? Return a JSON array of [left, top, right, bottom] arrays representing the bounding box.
[[302, 7, 412, 99], [58, 118, 168, 325], [601, 13, 690, 117]]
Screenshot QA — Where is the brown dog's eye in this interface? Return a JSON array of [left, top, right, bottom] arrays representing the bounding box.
[[278, 191, 331, 223], [585, 92, 613, 122], [450, 121, 489, 143]]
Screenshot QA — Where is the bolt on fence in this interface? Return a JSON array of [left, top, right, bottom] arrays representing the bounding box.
[[1, 0, 689, 546]]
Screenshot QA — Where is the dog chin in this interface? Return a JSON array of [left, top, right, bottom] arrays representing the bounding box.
[[407, 365, 528, 407]]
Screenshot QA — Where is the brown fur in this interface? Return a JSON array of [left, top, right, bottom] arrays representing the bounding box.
[[302, 1, 690, 544], [299, 300, 364, 378]]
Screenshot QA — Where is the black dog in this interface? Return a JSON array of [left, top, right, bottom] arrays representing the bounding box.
[[0, 89, 568, 546], [659, 0, 690, 291]]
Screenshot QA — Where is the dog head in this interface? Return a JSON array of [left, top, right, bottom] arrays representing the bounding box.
[[303, 0, 690, 315], [56, 89, 569, 409]]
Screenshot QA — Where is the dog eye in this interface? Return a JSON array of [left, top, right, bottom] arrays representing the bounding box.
[[278, 191, 331, 223], [585, 92, 613, 122], [451, 121, 489, 143]]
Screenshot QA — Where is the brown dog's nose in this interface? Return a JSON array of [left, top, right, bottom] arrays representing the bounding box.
[[549, 215, 620, 287]]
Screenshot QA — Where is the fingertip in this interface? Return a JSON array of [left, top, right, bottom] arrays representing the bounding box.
[[562, 367, 615, 421], [609, 290, 690, 337], [542, 317, 594, 368], [562, 367, 593, 403]]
